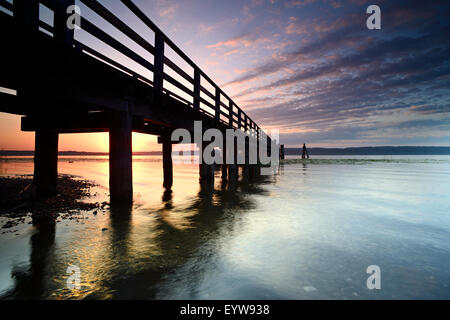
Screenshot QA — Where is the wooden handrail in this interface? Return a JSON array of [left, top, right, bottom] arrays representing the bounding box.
[[80, 16, 155, 73], [81, 0, 155, 56], [0, 0, 13, 12], [5, 0, 268, 139], [118, 0, 257, 130]]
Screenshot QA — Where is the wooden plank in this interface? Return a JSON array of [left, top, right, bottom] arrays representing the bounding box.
[[163, 89, 191, 107], [163, 72, 195, 97], [39, 20, 54, 34], [75, 40, 151, 84], [199, 96, 215, 111], [198, 107, 214, 119], [81, 0, 155, 55], [120, 1, 263, 133], [164, 57, 193, 85], [200, 85, 215, 101], [0, 0, 13, 12], [220, 100, 229, 110], [120, 0, 233, 112], [81, 17, 155, 73]]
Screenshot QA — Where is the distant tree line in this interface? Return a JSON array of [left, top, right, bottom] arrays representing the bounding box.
[[284, 146, 450, 155], [2, 146, 450, 156]]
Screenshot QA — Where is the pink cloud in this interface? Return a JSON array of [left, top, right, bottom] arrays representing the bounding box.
[[285, 0, 315, 8]]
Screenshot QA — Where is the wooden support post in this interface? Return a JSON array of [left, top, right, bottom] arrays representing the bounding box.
[[215, 87, 221, 121], [193, 68, 200, 111], [221, 135, 227, 180], [228, 101, 233, 127], [199, 142, 214, 182], [14, 0, 39, 31], [153, 31, 165, 93], [280, 144, 285, 160], [162, 138, 173, 189], [109, 111, 133, 204], [257, 128, 260, 165], [242, 138, 249, 180], [34, 129, 59, 197], [237, 109, 242, 129], [255, 128, 261, 177], [54, 0, 75, 46], [228, 137, 238, 181]]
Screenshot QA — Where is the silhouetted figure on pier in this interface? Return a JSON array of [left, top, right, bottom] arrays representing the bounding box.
[[302, 144, 309, 159]]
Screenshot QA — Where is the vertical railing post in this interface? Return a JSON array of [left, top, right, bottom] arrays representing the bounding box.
[[257, 127, 260, 166], [238, 109, 242, 129], [154, 31, 165, 93], [215, 87, 220, 121], [14, 0, 39, 30], [54, 0, 75, 46], [228, 100, 233, 127], [193, 68, 200, 111]]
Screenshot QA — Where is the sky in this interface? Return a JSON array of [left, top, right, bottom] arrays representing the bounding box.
[[0, 0, 449, 151]]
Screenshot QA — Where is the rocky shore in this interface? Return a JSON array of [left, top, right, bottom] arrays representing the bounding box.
[[0, 175, 108, 228]]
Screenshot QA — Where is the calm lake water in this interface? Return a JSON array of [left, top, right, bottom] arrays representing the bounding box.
[[0, 155, 450, 299]]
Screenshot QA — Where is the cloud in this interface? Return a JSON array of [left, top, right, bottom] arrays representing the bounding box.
[[285, 0, 316, 8], [158, 4, 177, 19]]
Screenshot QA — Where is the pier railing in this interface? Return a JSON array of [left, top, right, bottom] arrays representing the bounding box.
[[0, 0, 267, 142]]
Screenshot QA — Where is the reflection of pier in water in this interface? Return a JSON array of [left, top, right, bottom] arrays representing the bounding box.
[[4, 174, 274, 299]]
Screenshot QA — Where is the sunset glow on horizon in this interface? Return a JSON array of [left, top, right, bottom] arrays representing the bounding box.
[[1, 0, 449, 151]]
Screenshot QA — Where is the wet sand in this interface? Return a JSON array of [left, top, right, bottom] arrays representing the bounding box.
[[0, 175, 107, 229]]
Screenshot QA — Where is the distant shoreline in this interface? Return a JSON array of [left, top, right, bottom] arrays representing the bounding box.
[[1, 146, 450, 156], [286, 146, 450, 155]]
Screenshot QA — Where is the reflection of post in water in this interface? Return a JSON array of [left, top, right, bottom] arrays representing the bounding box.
[[302, 162, 307, 175], [279, 161, 284, 175], [9, 224, 56, 299], [162, 189, 173, 210], [151, 173, 273, 298], [109, 202, 133, 259], [0, 152, 5, 175], [198, 179, 215, 209]]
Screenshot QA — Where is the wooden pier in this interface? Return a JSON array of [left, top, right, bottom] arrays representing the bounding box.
[[0, 0, 272, 203]]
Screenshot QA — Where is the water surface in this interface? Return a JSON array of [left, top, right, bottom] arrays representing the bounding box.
[[0, 155, 449, 299]]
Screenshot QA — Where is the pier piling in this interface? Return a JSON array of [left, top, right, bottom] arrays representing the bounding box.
[[109, 111, 133, 204], [162, 138, 173, 189], [221, 137, 228, 180], [199, 142, 215, 182], [34, 128, 59, 197]]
